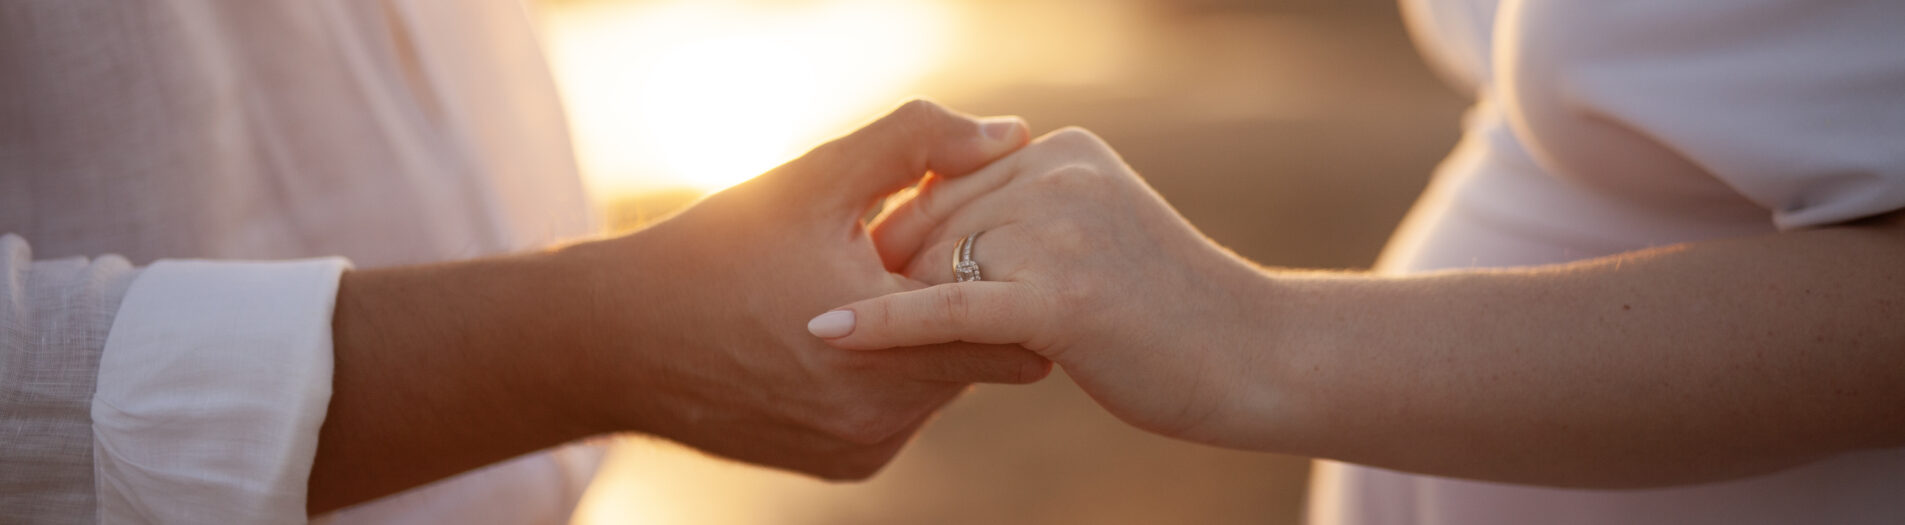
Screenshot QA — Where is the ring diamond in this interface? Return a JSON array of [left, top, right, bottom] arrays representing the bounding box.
[[953, 231, 984, 283]]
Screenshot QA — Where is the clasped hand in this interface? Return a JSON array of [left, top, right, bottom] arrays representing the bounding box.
[[566, 101, 1256, 483], [817, 125, 1273, 447], [558, 100, 1053, 480]]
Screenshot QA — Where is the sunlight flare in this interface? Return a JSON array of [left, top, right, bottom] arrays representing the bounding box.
[[541, 0, 960, 197]]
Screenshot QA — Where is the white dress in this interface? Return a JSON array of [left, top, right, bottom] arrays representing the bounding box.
[[1308, 0, 1905, 523]]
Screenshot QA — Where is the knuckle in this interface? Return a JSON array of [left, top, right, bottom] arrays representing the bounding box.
[[1042, 163, 1100, 181], [1081, 165, 1125, 186], [936, 285, 974, 332], [875, 297, 899, 338], [859, 100, 937, 155], [1030, 164, 1098, 196], [1037, 164, 1122, 198], [895, 98, 941, 117], [1047, 126, 1100, 144], [890, 99, 948, 129], [1046, 126, 1112, 154]]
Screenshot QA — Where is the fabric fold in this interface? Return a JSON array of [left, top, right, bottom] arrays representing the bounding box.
[[94, 258, 350, 524]]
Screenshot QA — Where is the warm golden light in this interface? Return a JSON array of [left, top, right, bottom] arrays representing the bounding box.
[[536, 1, 1297, 523], [540, 0, 960, 197]]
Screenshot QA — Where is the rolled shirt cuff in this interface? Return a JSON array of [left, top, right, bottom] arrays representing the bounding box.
[[93, 258, 350, 524]]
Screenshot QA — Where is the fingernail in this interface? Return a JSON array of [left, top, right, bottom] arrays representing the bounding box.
[[980, 116, 1023, 143], [806, 310, 856, 339]]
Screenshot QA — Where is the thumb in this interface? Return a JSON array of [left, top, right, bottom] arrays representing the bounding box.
[[780, 100, 1028, 214], [805, 282, 1045, 350]]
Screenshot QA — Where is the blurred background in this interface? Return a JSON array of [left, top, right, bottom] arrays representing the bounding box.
[[534, 0, 1469, 523]]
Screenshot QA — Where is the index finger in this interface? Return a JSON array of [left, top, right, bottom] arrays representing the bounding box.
[[808, 281, 1048, 351]]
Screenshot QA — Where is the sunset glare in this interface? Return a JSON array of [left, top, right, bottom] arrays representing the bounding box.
[[540, 0, 959, 197], [528, 1, 1395, 523]]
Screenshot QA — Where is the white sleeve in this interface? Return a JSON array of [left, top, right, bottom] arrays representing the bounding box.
[[92, 258, 350, 524], [1500, 0, 1905, 231], [0, 235, 140, 524], [1646, 3, 1905, 230]]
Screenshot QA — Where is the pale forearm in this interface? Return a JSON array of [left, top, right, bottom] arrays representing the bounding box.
[[1247, 214, 1905, 487], [821, 126, 1905, 488]]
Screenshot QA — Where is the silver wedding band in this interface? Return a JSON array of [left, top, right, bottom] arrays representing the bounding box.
[[953, 231, 984, 283]]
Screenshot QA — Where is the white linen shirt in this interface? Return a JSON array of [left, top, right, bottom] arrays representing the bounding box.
[[1, 1, 602, 523], [1308, 0, 1905, 523]]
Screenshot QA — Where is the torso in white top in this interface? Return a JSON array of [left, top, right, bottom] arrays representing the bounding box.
[[1308, 1, 1905, 523], [1, 1, 601, 523]]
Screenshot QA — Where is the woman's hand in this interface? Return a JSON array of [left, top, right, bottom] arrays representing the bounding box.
[[805, 128, 1282, 445], [813, 126, 1905, 488]]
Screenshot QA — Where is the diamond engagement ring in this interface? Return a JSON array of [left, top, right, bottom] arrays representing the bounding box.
[[953, 231, 984, 283]]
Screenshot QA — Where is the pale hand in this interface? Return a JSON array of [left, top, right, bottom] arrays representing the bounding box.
[[808, 128, 1273, 444]]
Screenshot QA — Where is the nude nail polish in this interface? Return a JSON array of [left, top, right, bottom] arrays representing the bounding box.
[[806, 310, 856, 338]]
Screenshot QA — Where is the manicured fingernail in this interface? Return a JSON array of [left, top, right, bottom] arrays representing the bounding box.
[[980, 116, 1023, 143], [806, 310, 856, 339]]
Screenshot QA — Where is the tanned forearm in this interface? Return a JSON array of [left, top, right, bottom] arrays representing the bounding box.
[[1240, 212, 1905, 488], [304, 101, 1044, 513], [307, 244, 626, 514]]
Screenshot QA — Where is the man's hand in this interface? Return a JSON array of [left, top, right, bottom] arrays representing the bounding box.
[[311, 100, 1049, 513], [571, 100, 1052, 476]]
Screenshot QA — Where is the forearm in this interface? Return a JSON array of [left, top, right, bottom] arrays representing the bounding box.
[[308, 101, 1043, 512], [1237, 214, 1905, 487], [308, 244, 622, 513]]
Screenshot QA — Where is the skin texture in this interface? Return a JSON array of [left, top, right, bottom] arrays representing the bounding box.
[[818, 127, 1905, 489], [308, 101, 1051, 514]]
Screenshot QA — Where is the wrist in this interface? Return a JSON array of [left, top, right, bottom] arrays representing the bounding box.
[[1241, 270, 1358, 458], [1176, 259, 1336, 454], [432, 248, 619, 441], [538, 233, 672, 438]]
